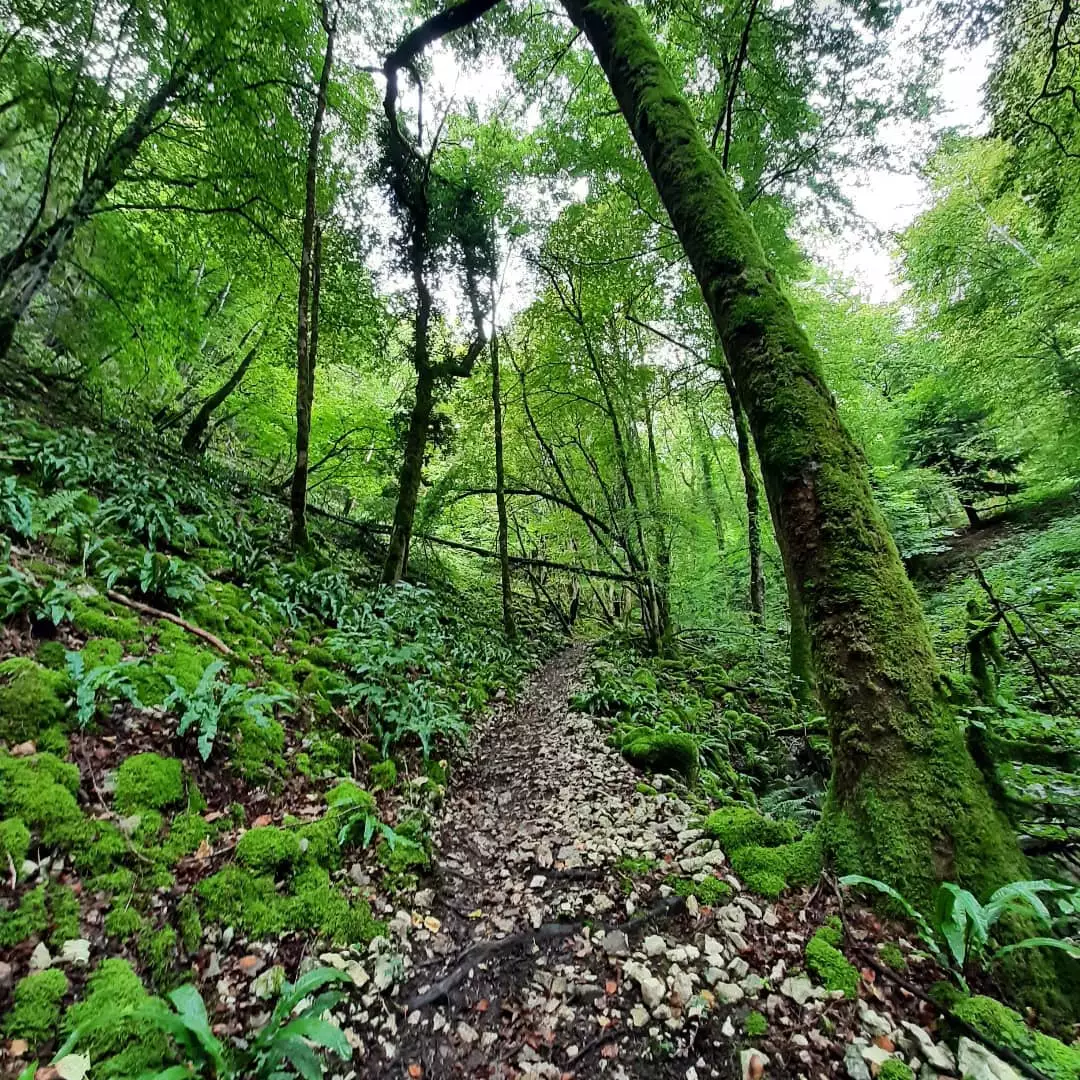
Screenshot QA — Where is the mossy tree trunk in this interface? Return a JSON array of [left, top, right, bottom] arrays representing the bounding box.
[[491, 329, 516, 638], [562, 0, 1027, 903]]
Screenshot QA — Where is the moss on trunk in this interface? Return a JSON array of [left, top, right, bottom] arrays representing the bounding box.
[[561, 0, 1027, 906]]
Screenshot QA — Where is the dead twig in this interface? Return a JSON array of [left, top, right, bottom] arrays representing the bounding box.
[[106, 588, 235, 656]]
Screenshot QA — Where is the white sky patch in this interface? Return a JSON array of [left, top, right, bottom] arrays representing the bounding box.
[[813, 37, 995, 301]]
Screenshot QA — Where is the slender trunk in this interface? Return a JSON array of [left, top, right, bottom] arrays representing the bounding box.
[[720, 362, 764, 623], [642, 386, 671, 651], [383, 367, 435, 584], [491, 331, 515, 637], [181, 340, 260, 454], [962, 502, 981, 528], [0, 68, 187, 360], [290, 14, 335, 548], [563, 0, 1026, 904], [698, 446, 726, 559]]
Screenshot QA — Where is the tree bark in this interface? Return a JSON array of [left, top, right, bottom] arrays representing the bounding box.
[[290, 10, 335, 548], [492, 330, 516, 637], [562, 0, 1027, 904], [383, 367, 436, 584]]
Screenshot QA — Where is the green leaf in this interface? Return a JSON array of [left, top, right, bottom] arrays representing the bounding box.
[[984, 880, 1074, 930], [278, 1015, 351, 1058], [995, 937, 1080, 960]]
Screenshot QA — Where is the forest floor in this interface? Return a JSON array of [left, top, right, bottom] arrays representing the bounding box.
[[324, 646, 970, 1080]]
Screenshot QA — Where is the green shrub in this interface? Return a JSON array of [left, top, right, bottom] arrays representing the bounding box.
[[744, 1010, 767, 1037], [6, 968, 68, 1047], [114, 752, 184, 813]]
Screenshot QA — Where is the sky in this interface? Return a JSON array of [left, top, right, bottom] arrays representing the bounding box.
[[814, 37, 995, 301]]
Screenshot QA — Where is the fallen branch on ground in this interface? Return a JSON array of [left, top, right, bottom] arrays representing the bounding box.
[[407, 895, 684, 1010], [106, 589, 235, 656]]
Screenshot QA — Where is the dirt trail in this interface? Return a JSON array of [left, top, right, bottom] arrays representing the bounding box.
[[338, 647, 963, 1080]]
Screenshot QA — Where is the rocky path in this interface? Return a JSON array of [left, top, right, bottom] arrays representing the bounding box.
[[334, 647, 971, 1080]]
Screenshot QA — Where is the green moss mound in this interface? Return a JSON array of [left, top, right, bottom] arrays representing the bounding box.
[[0, 658, 71, 743], [952, 995, 1080, 1080], [703, 806, 797, 849], [805, 923, 858, 998], [744, 1010, 767, 1037], [0, 751, 87, 849], [236, 825, 302, 874], [877, 1062, 913, 1080], [0, 885, 47, 946], [672, 875, 732, 906], [0, 816, 30, 866], [114, 752, 184, 813], [620, 729, 698, 780], [729, 833, 822, 898], [6, 968, 69, 1047], [63, 958, 169, 1078]]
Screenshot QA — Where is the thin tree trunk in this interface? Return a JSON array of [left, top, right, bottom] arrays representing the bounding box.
[[719, 362, 764, 623], [699, 447, 726, 559], [561, 0, 1027, 904], [181, 339, 260, 454], [491, 330, 516, 637], [290, 10, 335, 548], [383, 366, 435, 584], [0, 67, 187, 359]]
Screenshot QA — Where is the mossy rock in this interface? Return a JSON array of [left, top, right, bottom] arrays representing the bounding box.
[[63, 958, 169, 1078], [104, 905, 146, 940], [236, 825, 302, 875], [620, 729, 698, 780], [231, 717, 285, 782], [5, 968, 68, 1047], [0, 658, 72, 743], [114, 753, 184, 814], [729, 833, 823, 898], [951, 995, 1080, 1080], [370, 759, 398, 791], [139, 925, 178, 989], [34, 640, 68, 670], [69, 599, 142, 643], [0, 751, 88, 849], [0, 885, 47, 947], [671, 875, 732, 906], [197, 866, 286, 938], [702, 806, 797, 850]]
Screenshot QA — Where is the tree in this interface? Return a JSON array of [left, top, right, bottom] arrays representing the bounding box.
[[903, 387, 1023, 526]]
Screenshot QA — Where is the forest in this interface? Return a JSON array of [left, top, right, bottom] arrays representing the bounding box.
[[1, 0, 1079, 1076]]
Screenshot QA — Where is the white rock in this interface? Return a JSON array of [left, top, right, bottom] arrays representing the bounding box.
[[718, 904, 747, 933], [721, 1016, 736, 1038], [29, 941, 51, 972], [780, 975, 819, 1006], [59, 939, 90, 967], [898, 1021, 956, 1072], [643, 933, 669, 959], [457, 1021, 479, 1045], [712, 981, 745, 1005], [631, 1004, 650, 1028], [602, 929, 630, 956], [957, 1037, 1021, 1080], [740, 1048, 768, 1080]]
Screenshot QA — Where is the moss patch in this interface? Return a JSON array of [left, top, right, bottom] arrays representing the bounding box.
[[877, 1062, 914, 1080], [703, 806, 796, 849], [6, 968, 68, 1047], [0, 750, 88, 849], [729, 833, 822, 898], [114, 752, 184, 813], [620, 729, 698, 780], [805, 924, 858, 998], [0, 816, 30, 867], [0, 885, 47, 947], [672, 875, 732, 906], [236, 825, 302, 875], [951, 995, 1080, 1080], [63, 958, 169, 1079], [0, 658, 71, 743]]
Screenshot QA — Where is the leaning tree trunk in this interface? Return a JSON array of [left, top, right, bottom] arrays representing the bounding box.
[[0, 68, 186, 360], [562, 0, 1026, 904], [181, 338, 261, 454], [290, 12, 335, 548]]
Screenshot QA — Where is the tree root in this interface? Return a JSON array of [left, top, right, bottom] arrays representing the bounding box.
[[407, 895, 684, 1010]]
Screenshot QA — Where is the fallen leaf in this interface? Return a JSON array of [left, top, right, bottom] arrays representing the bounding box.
[[601, 1043, 619, 1059], [204, 811, 225, 823], [604, 980, 618, 995], [748, 1055, 765, 1079], [873, 1036, 895, 1053], [10, 741, 35, 757], [195, 838, 213, 860], [423, 915, 441, 933], [475, 999, 489, 1013], [9, 1040, 29, 1057], [860, 967, 876, 984], [54, 1054, 92, 1080], [252, 814, 272, 828], [407, 1065, 423, 1078]]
